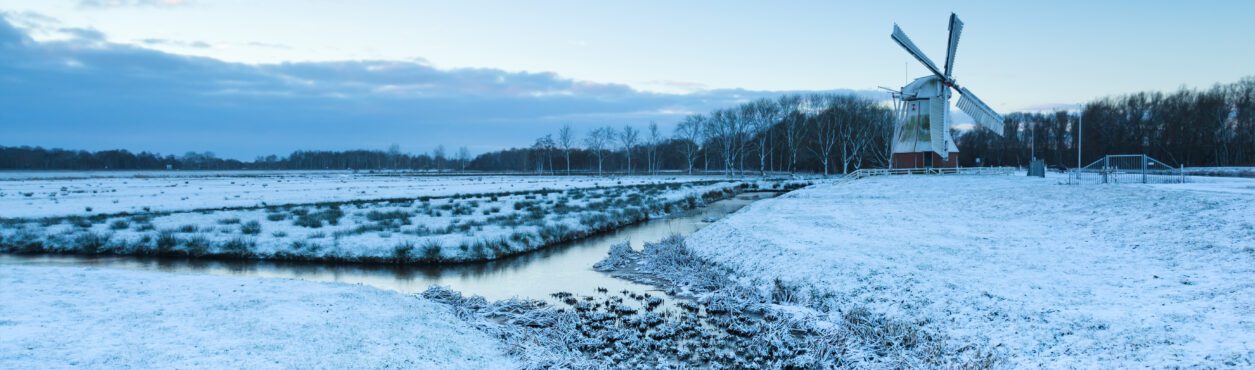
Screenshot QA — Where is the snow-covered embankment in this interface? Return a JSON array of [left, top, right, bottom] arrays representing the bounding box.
[[0, 266, 517, 369], [685, 174, 1255, 367]]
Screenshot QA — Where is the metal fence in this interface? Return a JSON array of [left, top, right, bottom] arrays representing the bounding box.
[[1070, 155, 1184, 184], [840, 166, 1016, 181]]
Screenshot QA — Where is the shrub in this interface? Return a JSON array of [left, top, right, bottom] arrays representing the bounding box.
[[266, 213, 286, 221], [74, 232, 109, 254], [178, 224, 198, 233], [366, 210, 411, 225], [156, 231, 178, 254], [217, 217, 241, 225], [421, 240, 442, 262], [183, 235, 210, 256], [293, 206, 344, 228], [240, 220, 262, 235], [393, 241, 415, 263], [219, 238, 254, 257], [109, 220, 130, 230], [272, 231, 288, 238]]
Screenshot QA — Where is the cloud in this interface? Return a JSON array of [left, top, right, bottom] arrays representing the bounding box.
[[140, 38, 211, 48], [79, 0, 193, 8], [0, 14, 878, 159]]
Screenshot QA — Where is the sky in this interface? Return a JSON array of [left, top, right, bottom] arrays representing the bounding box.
[[1, 0, 1252, 159]]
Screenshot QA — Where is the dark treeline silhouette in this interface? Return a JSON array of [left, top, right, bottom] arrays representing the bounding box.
[[470, 93, 895, 176], [6, 78, 1249, 173], [0, 145, 471, 171], [959, 77, 1255, 168]]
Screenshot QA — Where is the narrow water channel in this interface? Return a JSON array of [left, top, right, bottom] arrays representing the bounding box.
[[0, 192, 772, 303]]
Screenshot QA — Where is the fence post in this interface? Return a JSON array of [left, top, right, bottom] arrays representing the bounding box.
[[1180, 164, 1185, 184], [1102, 156, 1109, 184], [1141, 155, 1147, 184]]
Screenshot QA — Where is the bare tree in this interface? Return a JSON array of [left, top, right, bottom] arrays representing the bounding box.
[[584, 127, 610, 176], [619, 125, 640, 175], [432, 145, 446, 172], [778, 95, 807, 173], [749, 98, 781, 176], [705, 109, 745, 177], [558, 124, 574, 175], [456, 146, 471, 171], [674, 114, 705, 174], [533, 135, 555, 174], [808, 94, 843, 176], [647, 122, 661, 175], [387, 144, 402, 170]]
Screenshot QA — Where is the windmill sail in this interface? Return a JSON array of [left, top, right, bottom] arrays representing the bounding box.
[[943, 14, 963, 78], [891, 25, 944, 79], [956, 87, 1004, 136], [929, 96, 948, 157]]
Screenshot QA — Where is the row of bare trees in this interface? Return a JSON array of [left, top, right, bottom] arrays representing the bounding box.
[[481, 93, 894, 176]]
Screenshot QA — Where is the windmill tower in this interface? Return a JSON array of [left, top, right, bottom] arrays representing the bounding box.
[[888, 13, 1004, 169]]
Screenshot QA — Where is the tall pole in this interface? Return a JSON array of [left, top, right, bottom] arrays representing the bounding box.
[[1077, 107, 1083, 169]]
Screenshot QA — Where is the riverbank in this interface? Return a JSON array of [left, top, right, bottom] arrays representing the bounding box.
[[684, 174, 1255, 367], [0, 180, 749, 264], [0, 265, 517, 369]]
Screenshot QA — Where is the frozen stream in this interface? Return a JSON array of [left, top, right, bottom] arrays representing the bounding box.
[[0, 192, 773, 303]]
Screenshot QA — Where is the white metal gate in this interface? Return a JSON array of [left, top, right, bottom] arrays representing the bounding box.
[[1069, 155, 1184, 184]]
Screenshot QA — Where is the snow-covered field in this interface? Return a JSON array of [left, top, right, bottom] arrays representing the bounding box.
[[0, 265, 516, 369], [0, 172, 726, 218], [686, 174, 1255, 367], [1184, 166, 1255, 178], [1, 178, 744, 263]]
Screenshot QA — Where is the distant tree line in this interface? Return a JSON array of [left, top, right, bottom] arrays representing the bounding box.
[[0, 145, 472, 171], [6, 77, 1249, 173], [469, 93, 896, 176], [958, 77, 1255, 168]]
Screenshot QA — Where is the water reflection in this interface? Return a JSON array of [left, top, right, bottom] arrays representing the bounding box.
[[1, 192, 772, 303]]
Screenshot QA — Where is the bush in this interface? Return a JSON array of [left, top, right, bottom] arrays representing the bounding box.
[[109, 220, 130, 230], [266, 213, 286, 221], [156, 231, 178, 254], [217, 217, 241, 225], [421, 240, 442, 262], [240, 220, 262, 235], [74, 232, 109, 254], [219, 238, 254, 257], [178, 224, 198, 233], [293, 206, 344, 228], [393, 241, 415, 263], [367, 210, 411, 223], [184, 235, 210, 256]]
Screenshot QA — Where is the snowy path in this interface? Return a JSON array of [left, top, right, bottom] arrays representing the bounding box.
[[686, 174, 1255, 367], [0, 265, 516, 369]]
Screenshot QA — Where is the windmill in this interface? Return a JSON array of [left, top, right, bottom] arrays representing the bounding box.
[[888, 13, 1004, 169]]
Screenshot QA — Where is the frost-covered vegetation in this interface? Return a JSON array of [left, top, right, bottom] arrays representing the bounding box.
[[0, 172, 730, 218], [686, 174, 1255, 367], [0, 181, 746, 263], [426, 237, 995, 368]]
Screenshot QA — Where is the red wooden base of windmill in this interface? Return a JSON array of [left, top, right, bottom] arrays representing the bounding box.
[[892, 152, 959, 169]]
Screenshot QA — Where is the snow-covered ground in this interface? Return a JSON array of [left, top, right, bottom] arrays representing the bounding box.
[[0, 265, 516, 369], [1184, 166, 1255, 178], [1, 181, 741, 263], [0, 172, 726, 218], [686, 174, 1255, 367]]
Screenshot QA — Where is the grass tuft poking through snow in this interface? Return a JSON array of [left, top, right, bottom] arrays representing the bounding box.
[[1, 180, 751, 264]]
